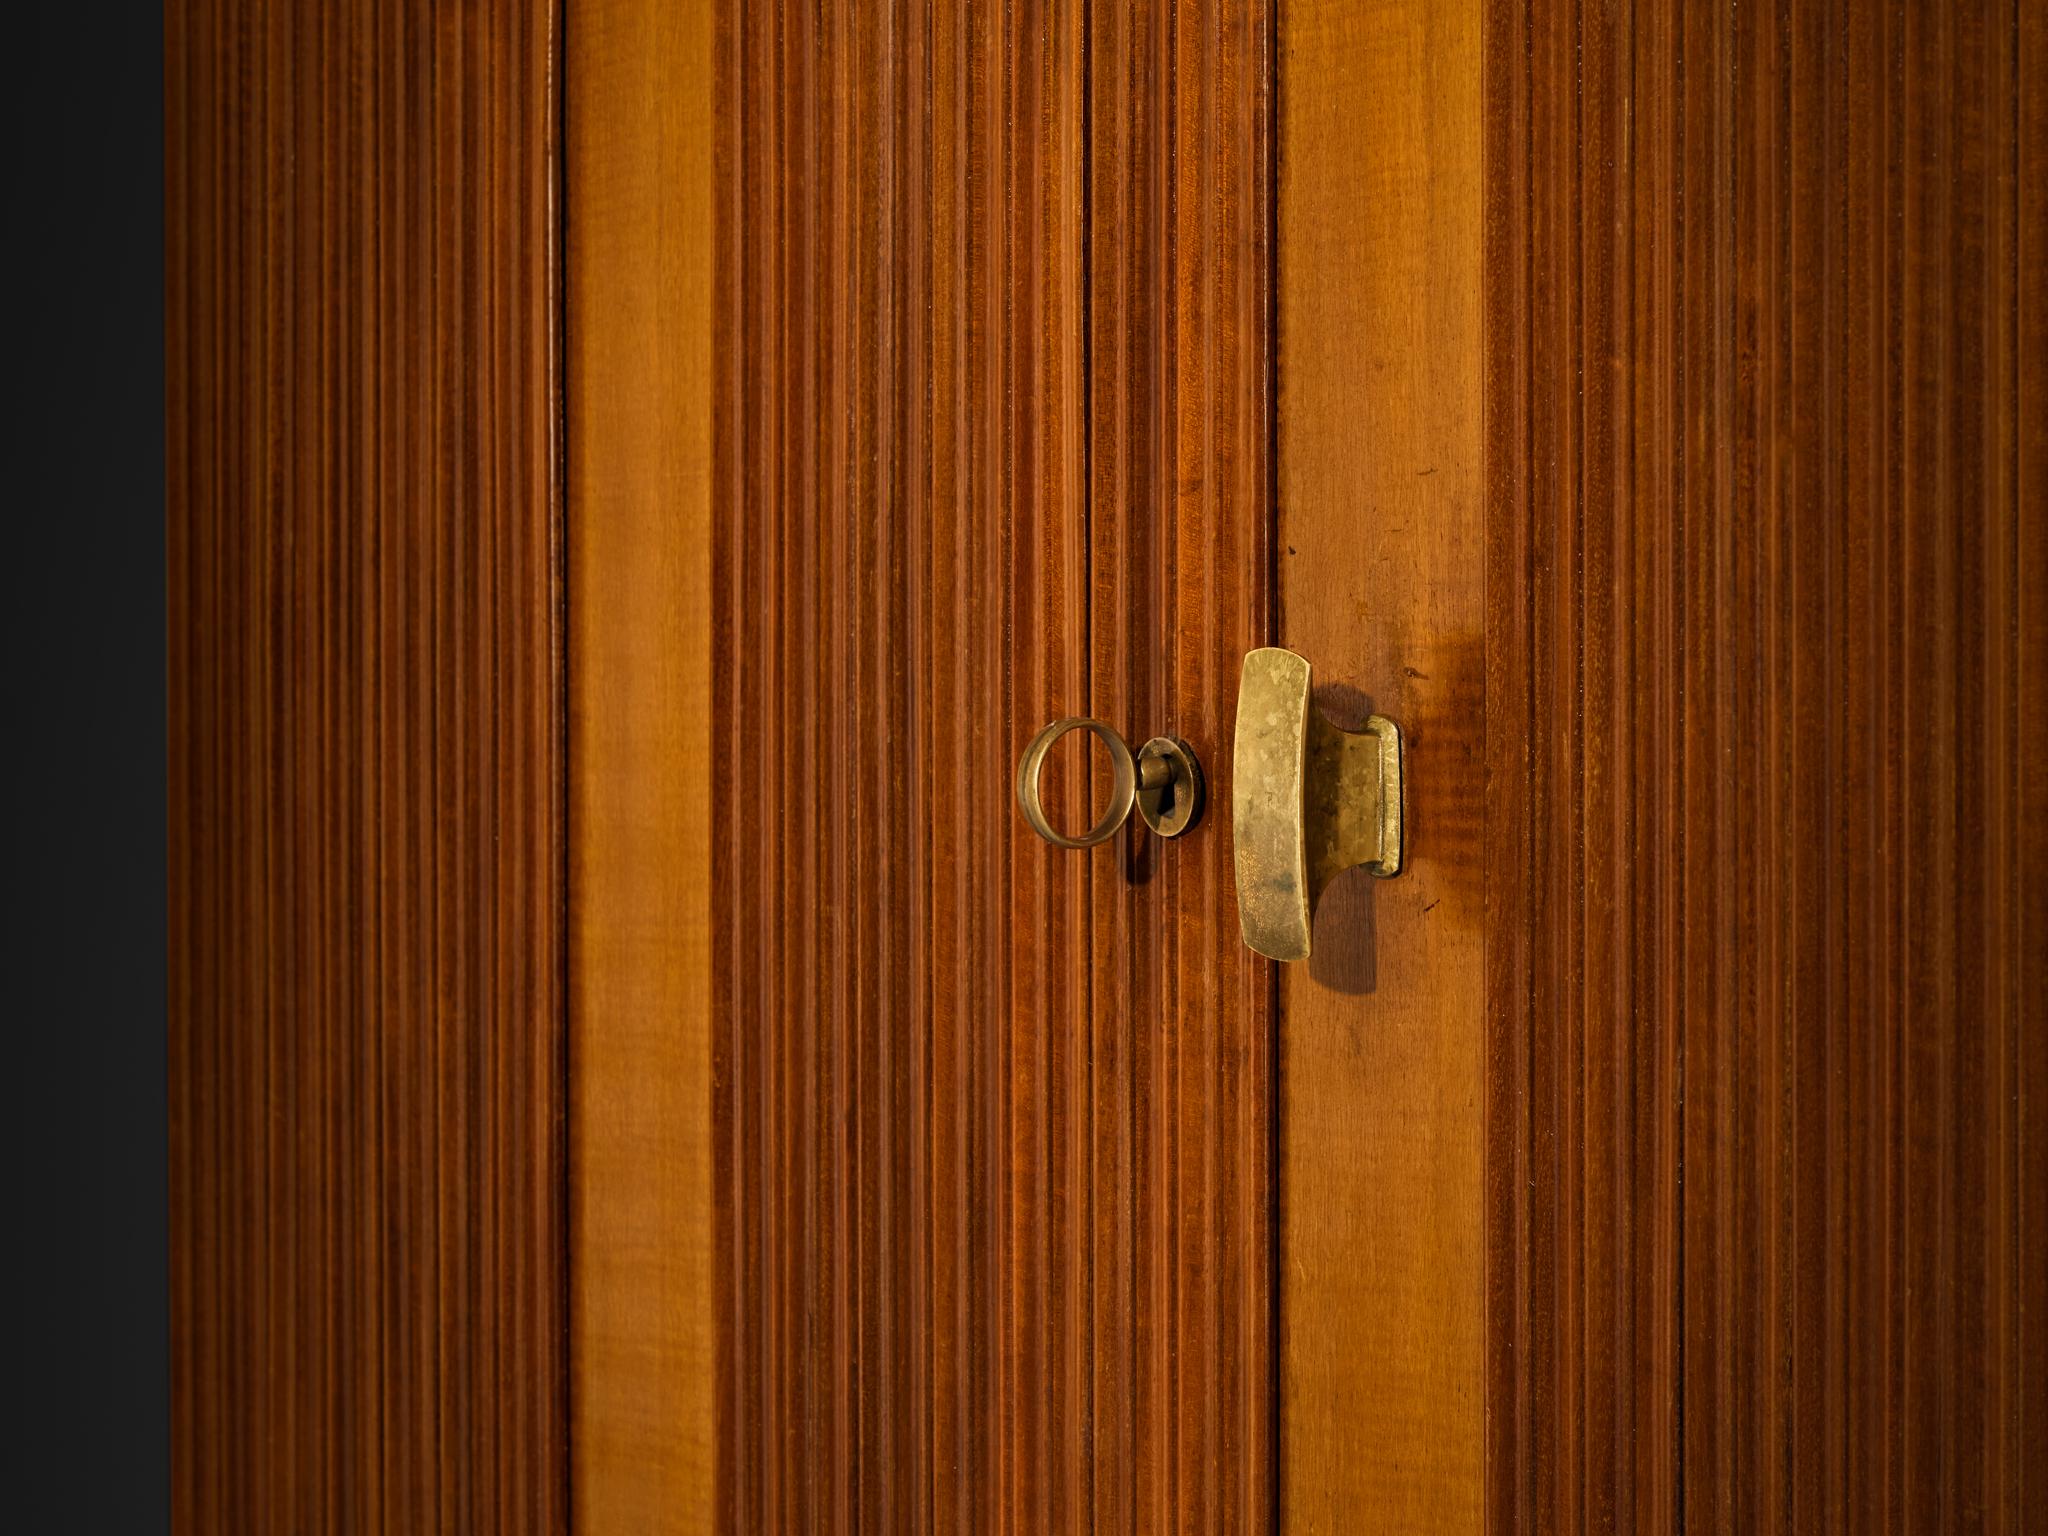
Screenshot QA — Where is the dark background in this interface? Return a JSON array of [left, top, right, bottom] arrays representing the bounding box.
[[18, 6, 167, 1530]]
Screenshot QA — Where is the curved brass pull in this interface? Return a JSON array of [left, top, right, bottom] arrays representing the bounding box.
[[1233, 648, 1403, 961], [1015, 718, 1204, 848]]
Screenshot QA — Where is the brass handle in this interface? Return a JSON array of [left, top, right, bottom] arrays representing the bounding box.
[[1233, 648, 1403, 961], [1015, 718, 1205, 848]]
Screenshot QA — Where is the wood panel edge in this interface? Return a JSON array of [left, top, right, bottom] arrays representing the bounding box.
[[1276, 0, 1486, 1529], [566, 0, 717, 1527]]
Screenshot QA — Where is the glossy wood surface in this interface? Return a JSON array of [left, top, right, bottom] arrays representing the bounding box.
[[712, 0, 1273, 1525], [166, 1, 566, 1530], [1275, 2, 1486, 1529], [1483, 0, 2047, 1529], [566, 0, 716, 1530]]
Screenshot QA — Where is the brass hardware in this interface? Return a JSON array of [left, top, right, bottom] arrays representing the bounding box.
[[1016, 719, 1205, 848], [1233, 647, 1403, 961], [1015, 718, 1135, 848], [1133, 736, 1204, 837]]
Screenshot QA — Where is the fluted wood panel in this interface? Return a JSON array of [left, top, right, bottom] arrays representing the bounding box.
[[1088, 2, 1277, 1528], [166, 2, 566, 1531], [712, 0, 1274, 1525], [1484, 1, 2046, 1531], [714, 6, 1085, 1524]]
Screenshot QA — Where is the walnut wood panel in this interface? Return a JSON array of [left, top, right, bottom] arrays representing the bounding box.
[[566, 0, 715, 1530], [1275, 1, 1486, 1530], [712, 0, 1274, 1525], [1483, 1, 2047, 1531], [166, 2, 566, 1533]]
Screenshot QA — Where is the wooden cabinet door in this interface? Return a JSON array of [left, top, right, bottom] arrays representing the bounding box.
[[568, 0, 2044, 1530], [570, 1, 1279, 1528], [1275, 3, 2046, 1531], [172, 0, 2040, 1530], [570, 2, 2043, 1531]]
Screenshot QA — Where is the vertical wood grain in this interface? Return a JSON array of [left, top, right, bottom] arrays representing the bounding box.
[[713, 0, 1275, 1524], [1275, 1, 1486, 1529], [566, 0, 715, 1530], [1088, 1, 1278, 1528], [714, 4, 1089, 1525], [165, 1, 567, 1531], [1483, 0, 2047, 1529]]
